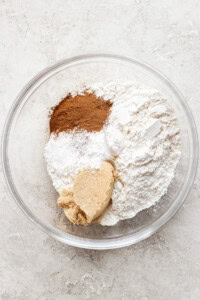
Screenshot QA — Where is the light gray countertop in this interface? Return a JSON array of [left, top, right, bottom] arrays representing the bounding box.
[[1, 1, 200, 299]]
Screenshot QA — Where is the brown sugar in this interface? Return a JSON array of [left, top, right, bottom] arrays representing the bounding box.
[[50, 92, 112, 134], [57, 190, 88, 226], [57, 161, 115, 225]]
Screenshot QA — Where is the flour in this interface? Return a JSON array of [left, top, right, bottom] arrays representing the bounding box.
[[44, 82, 181, 226]]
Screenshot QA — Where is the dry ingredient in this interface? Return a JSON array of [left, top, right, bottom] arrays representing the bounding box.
[[44, 82, 181, 226], [45, 130, 112, 193], [50, 92, 112, 134], [57, 189, 88, 225], [57, 162, 115, 225], [99, 84, 181, 225]]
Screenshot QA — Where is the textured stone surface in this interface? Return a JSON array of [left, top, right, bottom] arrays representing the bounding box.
[[1, 0, 200, 299]]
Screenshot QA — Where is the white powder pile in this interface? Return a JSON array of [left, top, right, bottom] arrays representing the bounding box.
[[45, 130, 112, 193], [44, 82, 181, 226]]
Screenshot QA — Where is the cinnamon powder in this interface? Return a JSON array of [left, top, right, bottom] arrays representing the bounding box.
[[50, 92, 112, 133]]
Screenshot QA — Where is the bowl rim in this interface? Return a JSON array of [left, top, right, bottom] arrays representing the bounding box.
[[1, 53, 199, 250]]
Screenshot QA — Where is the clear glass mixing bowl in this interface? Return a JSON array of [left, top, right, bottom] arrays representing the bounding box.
[[2, 54, 198, 250]]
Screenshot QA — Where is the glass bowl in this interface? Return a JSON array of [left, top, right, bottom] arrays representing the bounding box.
[[2, 53, 198, 250]]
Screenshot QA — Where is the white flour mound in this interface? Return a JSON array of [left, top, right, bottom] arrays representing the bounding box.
[[44, 82, 181, 226]]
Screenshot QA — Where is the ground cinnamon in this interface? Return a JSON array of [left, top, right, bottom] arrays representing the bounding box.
[[50, 92, 112, 133]]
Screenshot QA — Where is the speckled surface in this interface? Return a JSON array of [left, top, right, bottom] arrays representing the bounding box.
[[1, 1, 200, 299]]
